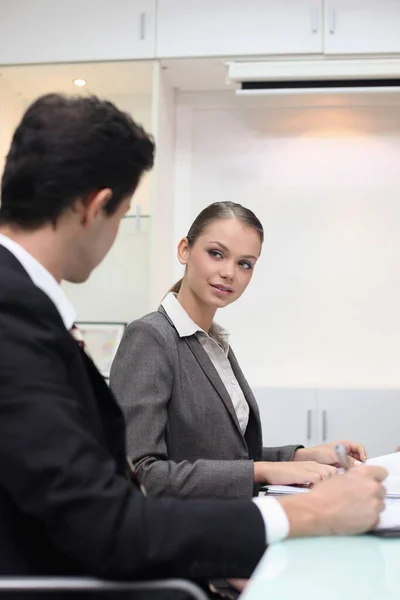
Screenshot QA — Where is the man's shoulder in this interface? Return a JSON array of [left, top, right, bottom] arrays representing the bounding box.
[[0, 263, 65, 332], [0, 261, 36, 301]]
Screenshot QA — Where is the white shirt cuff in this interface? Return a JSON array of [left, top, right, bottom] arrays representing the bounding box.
[[252, 497, 290, 545]]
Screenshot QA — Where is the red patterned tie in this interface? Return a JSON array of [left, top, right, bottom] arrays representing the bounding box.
[[70, 324, 146, 496]]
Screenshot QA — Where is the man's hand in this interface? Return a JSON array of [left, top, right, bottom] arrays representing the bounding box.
[[279, 465, 387, 538], [294, 440, 367, 466]]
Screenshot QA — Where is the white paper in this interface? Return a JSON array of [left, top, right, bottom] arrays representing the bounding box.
[[267, 453, 400, 499], [366, 453, 400, 497], [366, 452, 400, 475], [375, 499, 400, 530], [266, 485, 310, 495]]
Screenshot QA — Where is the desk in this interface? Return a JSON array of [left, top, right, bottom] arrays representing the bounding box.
[[241, 536, 400, 600]]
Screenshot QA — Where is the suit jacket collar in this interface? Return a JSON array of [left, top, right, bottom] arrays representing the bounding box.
[[161, 292, 230, 355], [0, 243, 30, 277], [184, 335, 245, 439], [0, 240, 75, 329], [228, 349, 263, 452], [228, 350, 260, 424]]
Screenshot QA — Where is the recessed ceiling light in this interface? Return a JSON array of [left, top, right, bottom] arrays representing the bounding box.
[[73, 78, 86, 87]]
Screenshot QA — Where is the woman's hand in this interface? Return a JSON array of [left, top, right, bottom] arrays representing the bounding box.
[[293, 440, 367, 466], [254, 460, 336, 485]]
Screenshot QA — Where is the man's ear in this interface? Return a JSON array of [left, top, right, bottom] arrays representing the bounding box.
[[80, 188, 113, 226], [177, 238, 190, 266]]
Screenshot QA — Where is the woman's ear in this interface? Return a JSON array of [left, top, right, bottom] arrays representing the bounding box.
[[177, 238, 190, 265]]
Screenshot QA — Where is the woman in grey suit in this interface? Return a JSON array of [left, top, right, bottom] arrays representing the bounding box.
[[110, 202, 366, 499]]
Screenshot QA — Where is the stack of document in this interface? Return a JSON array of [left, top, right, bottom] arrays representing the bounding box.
[[266, 452, 400, 497], [264, 484, 310, 495], [365, 453, 400, 498], [266, 452, 400, 532], [354, 453, 400, 532], [376, 498, 400, 531]]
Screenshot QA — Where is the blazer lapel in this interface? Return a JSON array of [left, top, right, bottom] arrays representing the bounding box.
[[184, 336, 244, 439], [228, 350, 259, 418], [0, 245, 31, 277], [228, 349, 263, 455]]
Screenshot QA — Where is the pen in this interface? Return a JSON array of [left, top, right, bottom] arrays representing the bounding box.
[[335, 443, 353, 471]]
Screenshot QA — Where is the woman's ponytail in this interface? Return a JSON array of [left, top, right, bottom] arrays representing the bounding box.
[[169, 278, 183, 294]]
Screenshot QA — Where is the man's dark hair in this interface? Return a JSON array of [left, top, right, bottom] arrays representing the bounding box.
[[0, 93, 155, 228]]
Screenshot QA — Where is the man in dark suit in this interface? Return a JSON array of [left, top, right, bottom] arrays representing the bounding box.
[[0, 94, 387, 596]]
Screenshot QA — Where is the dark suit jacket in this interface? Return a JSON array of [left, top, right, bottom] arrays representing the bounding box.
[[110, 309, 301, 499], [0, 246, 265, 594]]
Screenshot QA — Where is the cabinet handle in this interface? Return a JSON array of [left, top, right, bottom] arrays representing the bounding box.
[[310, 7, 318, 33], [322, 410, 327, 441], [139, 12, 146, 40], [328, 8, 336, 34], [306, 409, 312, 441]]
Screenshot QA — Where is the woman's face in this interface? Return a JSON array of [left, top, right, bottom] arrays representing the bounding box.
[[178, 218, 262, 309]]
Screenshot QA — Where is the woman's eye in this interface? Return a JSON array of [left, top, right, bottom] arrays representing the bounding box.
[[208, 250, 223, 259], [239, 261, 252, 270]]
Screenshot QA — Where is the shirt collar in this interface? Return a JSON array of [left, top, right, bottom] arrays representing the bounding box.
[[161, 292, 230, 354], [0, 234, 76, 330]]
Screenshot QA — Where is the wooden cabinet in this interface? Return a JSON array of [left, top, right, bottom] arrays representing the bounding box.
[[156, 0, 323, 58], [0, 0, 156, 65]]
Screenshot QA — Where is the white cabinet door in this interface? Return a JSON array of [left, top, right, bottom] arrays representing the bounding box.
[[0, 0, 155, 64], [253, 388, 318, 449], [324, 0, 400, 55], [156, 0, 323, 58], [316, 390, 400, 458]]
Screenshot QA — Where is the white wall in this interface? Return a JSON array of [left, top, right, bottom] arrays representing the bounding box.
[[108, 93, 153, 216], [63, 216, 151, 323], [173, 93, 400, 388], [0, 81, 22, 180], [148, 64, 176, 309]]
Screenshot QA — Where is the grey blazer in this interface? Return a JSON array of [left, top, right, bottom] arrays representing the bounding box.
[[110, 308, 301, 499]]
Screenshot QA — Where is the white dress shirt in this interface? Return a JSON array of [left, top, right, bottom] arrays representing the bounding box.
[[161, 292, 289, 544]]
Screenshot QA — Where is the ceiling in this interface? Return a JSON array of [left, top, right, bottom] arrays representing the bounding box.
[[1, 57, 400, 107], [0, 60, 154, 99], [0, 57, 237, 102]]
